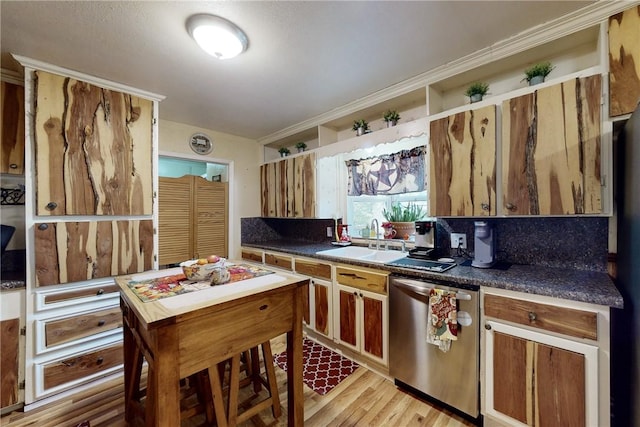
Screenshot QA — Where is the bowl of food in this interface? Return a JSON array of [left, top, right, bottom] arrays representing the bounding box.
[[180, 255, 225, 281]]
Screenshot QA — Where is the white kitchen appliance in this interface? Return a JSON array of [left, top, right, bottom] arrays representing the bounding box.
[[471, 220, 496, 268], [414, 220, 436, 248]]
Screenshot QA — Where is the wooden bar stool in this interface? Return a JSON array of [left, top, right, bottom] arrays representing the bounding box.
[[227, 341, 281, 425]]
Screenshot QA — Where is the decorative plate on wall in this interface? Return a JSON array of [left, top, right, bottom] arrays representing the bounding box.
[[189, 133, 213, 155]]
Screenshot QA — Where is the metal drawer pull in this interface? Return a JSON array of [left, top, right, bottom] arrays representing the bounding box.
[[393, 279, 471, 300], [97, 320, 106, 326], [45, 202, 58, 210], [38, 223, 49, 230], [485, 323, 492, 330], [96, 289, 104, 295], [528, 312, 537, 321], [96, 357, 104, 365]]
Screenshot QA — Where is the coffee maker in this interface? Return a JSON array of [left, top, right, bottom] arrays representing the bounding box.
[[414, 220, 436, 249], [472, 220, 496, 268]]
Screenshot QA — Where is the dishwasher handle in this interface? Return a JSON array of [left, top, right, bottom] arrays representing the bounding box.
[[392, 278, 472, 300]]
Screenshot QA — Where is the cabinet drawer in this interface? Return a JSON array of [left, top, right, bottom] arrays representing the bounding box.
[[295, 258, 332, 280], [45, 307, 122, 347], [264, 253, 292, 270], [43, 283, 119, 306], [484, 294, 597, 340], [42, 343, 123, 390], [241, 249, 263, 263], [336, 266, 388, 295]]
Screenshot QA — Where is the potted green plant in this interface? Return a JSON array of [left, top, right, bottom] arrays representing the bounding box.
[[382, 202, 426, 239], [523, 61, 555, 86], [352, 119, 369, 136], [295, 141, 307, 153], [464, 82, 490, 103], [383, 110, 401, 127], [278, 147, 290, 157]]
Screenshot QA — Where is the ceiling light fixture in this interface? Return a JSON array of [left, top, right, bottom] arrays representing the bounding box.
[[186, 14, 248, 60]]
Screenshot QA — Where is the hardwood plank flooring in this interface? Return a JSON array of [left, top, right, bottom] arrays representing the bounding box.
[[1, 335, 475, 427]]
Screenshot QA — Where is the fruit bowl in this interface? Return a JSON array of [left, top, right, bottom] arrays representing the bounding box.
[[180, 257, 225, 281]]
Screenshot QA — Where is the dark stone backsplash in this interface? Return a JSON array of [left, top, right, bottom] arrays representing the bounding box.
[[241, 217, 339, 244], [440, 217, 609, 272], [242, 216, 608, 272]]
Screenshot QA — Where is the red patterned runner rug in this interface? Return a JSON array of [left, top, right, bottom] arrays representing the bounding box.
[[273, 337, 359, 395]]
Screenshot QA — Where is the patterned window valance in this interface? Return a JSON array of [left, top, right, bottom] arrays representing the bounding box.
[[345, 146, 426, 196]]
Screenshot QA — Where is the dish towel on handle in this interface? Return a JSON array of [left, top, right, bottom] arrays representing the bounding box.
[[427, 288, 458, 352]]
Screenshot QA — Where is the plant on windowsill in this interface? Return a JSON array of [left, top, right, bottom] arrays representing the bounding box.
[[522, 61, 555, 86], [382, 110, 401, 127], [278, 147, 290, 157], [295, 141, 307, 153], [464, 81, 489, 103], [352, 119, 369, 136], [382, 202, 426, 240]]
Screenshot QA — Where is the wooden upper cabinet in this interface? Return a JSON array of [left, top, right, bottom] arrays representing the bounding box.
[[1, 81, 25, 175], [34, 219, 154, 286], [429, 105, 496, 216], [609, 6, 640, 117], [502, 74, 602, 215], [260, 152, 316, 217], [34, 70, 153, 216]]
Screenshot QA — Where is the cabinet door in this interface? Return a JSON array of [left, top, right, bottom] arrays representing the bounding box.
[[260, 162, 277, 217], [1, 318, 20, 409], [361, 291, 385, 362], [34, 70, 153, 216], [1, 81, 25, 175], [492, 332, 531, 425], [609, 6, 640, 117], [337, 285, 358, 351], [430, 105, 496, 216], [502, 75, 601, 215], [485, 321, 597, 427], [293, 153, 316, 218], [34, 220, 154, 286], [313, 279, 331, 338]]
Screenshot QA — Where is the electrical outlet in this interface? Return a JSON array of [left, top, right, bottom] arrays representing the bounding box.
[[450, 233, 467, 249], [327, 226, 333, 238]]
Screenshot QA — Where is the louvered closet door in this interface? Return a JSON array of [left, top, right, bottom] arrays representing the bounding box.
[[158, 176, 193, 265], [193, 177, 228, 259]]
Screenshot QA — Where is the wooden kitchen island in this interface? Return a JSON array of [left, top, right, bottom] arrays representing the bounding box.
[[116, 265, 309, 426]]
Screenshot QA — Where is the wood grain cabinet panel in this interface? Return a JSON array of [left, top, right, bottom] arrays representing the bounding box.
[[362, 296, 383, 359], [294, 258, 332, 280], [484, 294, 597, 340], [1, 81, 25, 175], [490, 331, 587, 427], [42, 343, 123, 390], [335, 266, 387, 295], [260, 153, 316, 218], [264, 253, 292, 270], [34, 70, 153, 216], [34, 220, 153, 286], [609, 6, 640, 117], [1, 318, 20, 409], [338, 289, 357, 347], [313, 281, 330, 336], [45, 307, 122, 347], [502, 75, 602, 215], [429, 105, 496, 216]]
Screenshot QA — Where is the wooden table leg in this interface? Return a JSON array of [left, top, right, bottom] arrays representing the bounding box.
[[287, 285, 305, 426], [122, 313, 141, 422], [153, 326, 181, 427]]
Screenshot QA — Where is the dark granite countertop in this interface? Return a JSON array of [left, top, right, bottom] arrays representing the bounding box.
[[243, 241, 623, 309], [1, 270, 26, 291]]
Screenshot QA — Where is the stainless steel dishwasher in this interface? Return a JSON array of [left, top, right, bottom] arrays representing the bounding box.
[[389, 275, 480, 419]]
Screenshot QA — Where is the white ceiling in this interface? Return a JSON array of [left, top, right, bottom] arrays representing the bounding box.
[[1, 1, 595, 142]]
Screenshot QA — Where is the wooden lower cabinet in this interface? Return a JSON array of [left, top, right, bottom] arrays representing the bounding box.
[[484, 321, 598, 427], [336, 283, 387, 366], [310, 279, 331, 338], [1, 318, 20, 410]]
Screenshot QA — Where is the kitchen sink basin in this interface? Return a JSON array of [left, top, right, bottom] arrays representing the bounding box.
[[315, 246, 408, 264]]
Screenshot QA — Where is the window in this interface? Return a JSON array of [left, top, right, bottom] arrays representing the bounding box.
[[347, 192, 428, 238]]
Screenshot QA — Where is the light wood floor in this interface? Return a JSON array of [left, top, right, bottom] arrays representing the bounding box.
[[1, 335, 475, 427]]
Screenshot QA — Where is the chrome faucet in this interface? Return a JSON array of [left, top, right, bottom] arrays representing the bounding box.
[[370, 218, 380, 250]]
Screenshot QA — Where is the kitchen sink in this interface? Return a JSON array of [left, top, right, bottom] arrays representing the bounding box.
[[315, 246, 408, 264]]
